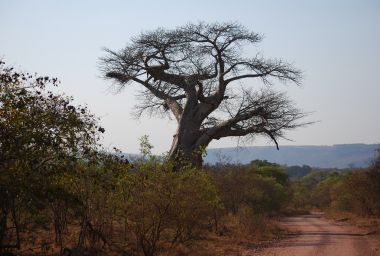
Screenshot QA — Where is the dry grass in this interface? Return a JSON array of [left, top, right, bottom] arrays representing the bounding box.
[[7, 214, 285, 256], [162, 213, 285, 256]]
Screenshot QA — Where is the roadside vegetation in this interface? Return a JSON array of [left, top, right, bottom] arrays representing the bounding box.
[[1, 61, 379, 255], [0, 62, 288, 255], [288, 150, 380, 230], [288, 151, 380, 216]]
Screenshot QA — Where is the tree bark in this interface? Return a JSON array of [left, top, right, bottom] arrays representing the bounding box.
[[168, 98, 211, 168], [168, 118, 205, 168]]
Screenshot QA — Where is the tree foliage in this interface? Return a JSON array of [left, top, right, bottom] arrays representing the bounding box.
[[120, 161, 221, 256], [213, 164, 288, 216], [0, 63, 222, 255], [289, 157, 380, 217], [0, 61, 104, 250]]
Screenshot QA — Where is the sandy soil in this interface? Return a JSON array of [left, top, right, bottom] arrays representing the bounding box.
[[254, 213, 380, 256]]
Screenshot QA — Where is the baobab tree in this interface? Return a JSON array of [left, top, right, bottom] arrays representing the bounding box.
[[100, 22, 307, 166]]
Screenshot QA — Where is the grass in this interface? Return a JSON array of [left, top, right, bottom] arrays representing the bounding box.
[[8, 214, 285, 256], [163, 213, 285, 256]]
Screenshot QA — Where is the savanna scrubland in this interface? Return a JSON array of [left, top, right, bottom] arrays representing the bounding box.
[[1, 60, 380, 256]]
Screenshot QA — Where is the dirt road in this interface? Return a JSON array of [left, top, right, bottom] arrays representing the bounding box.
[[255, 213, 379, 256]]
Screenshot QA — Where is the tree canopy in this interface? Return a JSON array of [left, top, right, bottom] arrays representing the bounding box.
[[100, 22, 307, 166], [0, 61, 104, 249]]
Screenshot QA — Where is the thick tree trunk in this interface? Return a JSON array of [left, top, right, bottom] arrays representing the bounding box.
[[168, 124, 206, 168], [168, 141, 204, 168], [103, 22, 305, 172], [167, 90, 209, 168]]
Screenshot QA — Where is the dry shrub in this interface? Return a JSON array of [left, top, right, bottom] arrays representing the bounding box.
[[214, 207, 281, 243], [344, 169, 380, 216], [120, 162, 222, 256], [236, 206, 282, 240], [213, 166, 288, 216]]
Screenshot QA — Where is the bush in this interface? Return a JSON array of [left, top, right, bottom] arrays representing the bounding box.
[[292, 163, 380, 217], [342, 170, 380, 216], [311, 175, 342, 209], [213, 165, 289, 216], [0, 62, 103, 252], [120, 161, 222, 256]]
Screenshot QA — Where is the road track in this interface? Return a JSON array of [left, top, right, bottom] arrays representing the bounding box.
[[254, 213, 379, 256]]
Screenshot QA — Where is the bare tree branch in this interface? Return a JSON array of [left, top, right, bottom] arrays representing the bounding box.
[[196, 89, 309, 150], [99, 22, 309, 166]]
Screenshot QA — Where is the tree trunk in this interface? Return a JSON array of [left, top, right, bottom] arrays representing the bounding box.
[[167, 94, 206, 168], [168, 135, 204, 168], [168, 124, 205, 168], [168, 143, 203, 168]]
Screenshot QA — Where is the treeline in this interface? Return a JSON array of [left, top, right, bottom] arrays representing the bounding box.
[[289, 155, 380, 216]]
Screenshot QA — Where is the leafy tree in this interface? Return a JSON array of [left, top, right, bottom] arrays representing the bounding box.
[[287, 169, 335, 210], [100, 22, 307, 166], [250, 159, 279, 168], [298, 169, 338, 188], [214, 165, 288, 215], [139, 135, 154, 160], [311, 175, 342, 208], [250, 160, 288, 185], [0, 61, 103, 250], [343, 170, 380, 216], [285, 165, 312, 180]]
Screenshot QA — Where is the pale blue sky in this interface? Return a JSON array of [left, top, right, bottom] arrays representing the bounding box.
[[1, 0, 379, 154]]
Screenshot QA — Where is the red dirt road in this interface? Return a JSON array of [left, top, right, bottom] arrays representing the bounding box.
[[255, 213, 379, 256]]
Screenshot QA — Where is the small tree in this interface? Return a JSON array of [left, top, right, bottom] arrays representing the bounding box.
[[0, 61, 103, 250], [100, 22, 307, 166], [122, 163, 221, 256], [139, 135, 154, 160]]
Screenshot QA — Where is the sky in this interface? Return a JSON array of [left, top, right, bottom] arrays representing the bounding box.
[[1, 0, 379, 154]]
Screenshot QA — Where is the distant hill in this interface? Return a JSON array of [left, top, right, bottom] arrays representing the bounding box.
[[204, 144, 379, 168]]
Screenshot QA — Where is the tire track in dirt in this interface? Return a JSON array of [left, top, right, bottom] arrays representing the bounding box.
[[253, 213, 379, 256]]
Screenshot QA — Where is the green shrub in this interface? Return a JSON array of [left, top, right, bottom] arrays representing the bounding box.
[[214, 165, 289, 216], [311, 175, 342, 209], [120, 161, 222, 256]]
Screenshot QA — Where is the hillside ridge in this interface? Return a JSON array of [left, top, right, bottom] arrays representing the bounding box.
[[204, 143, 379, 168]]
